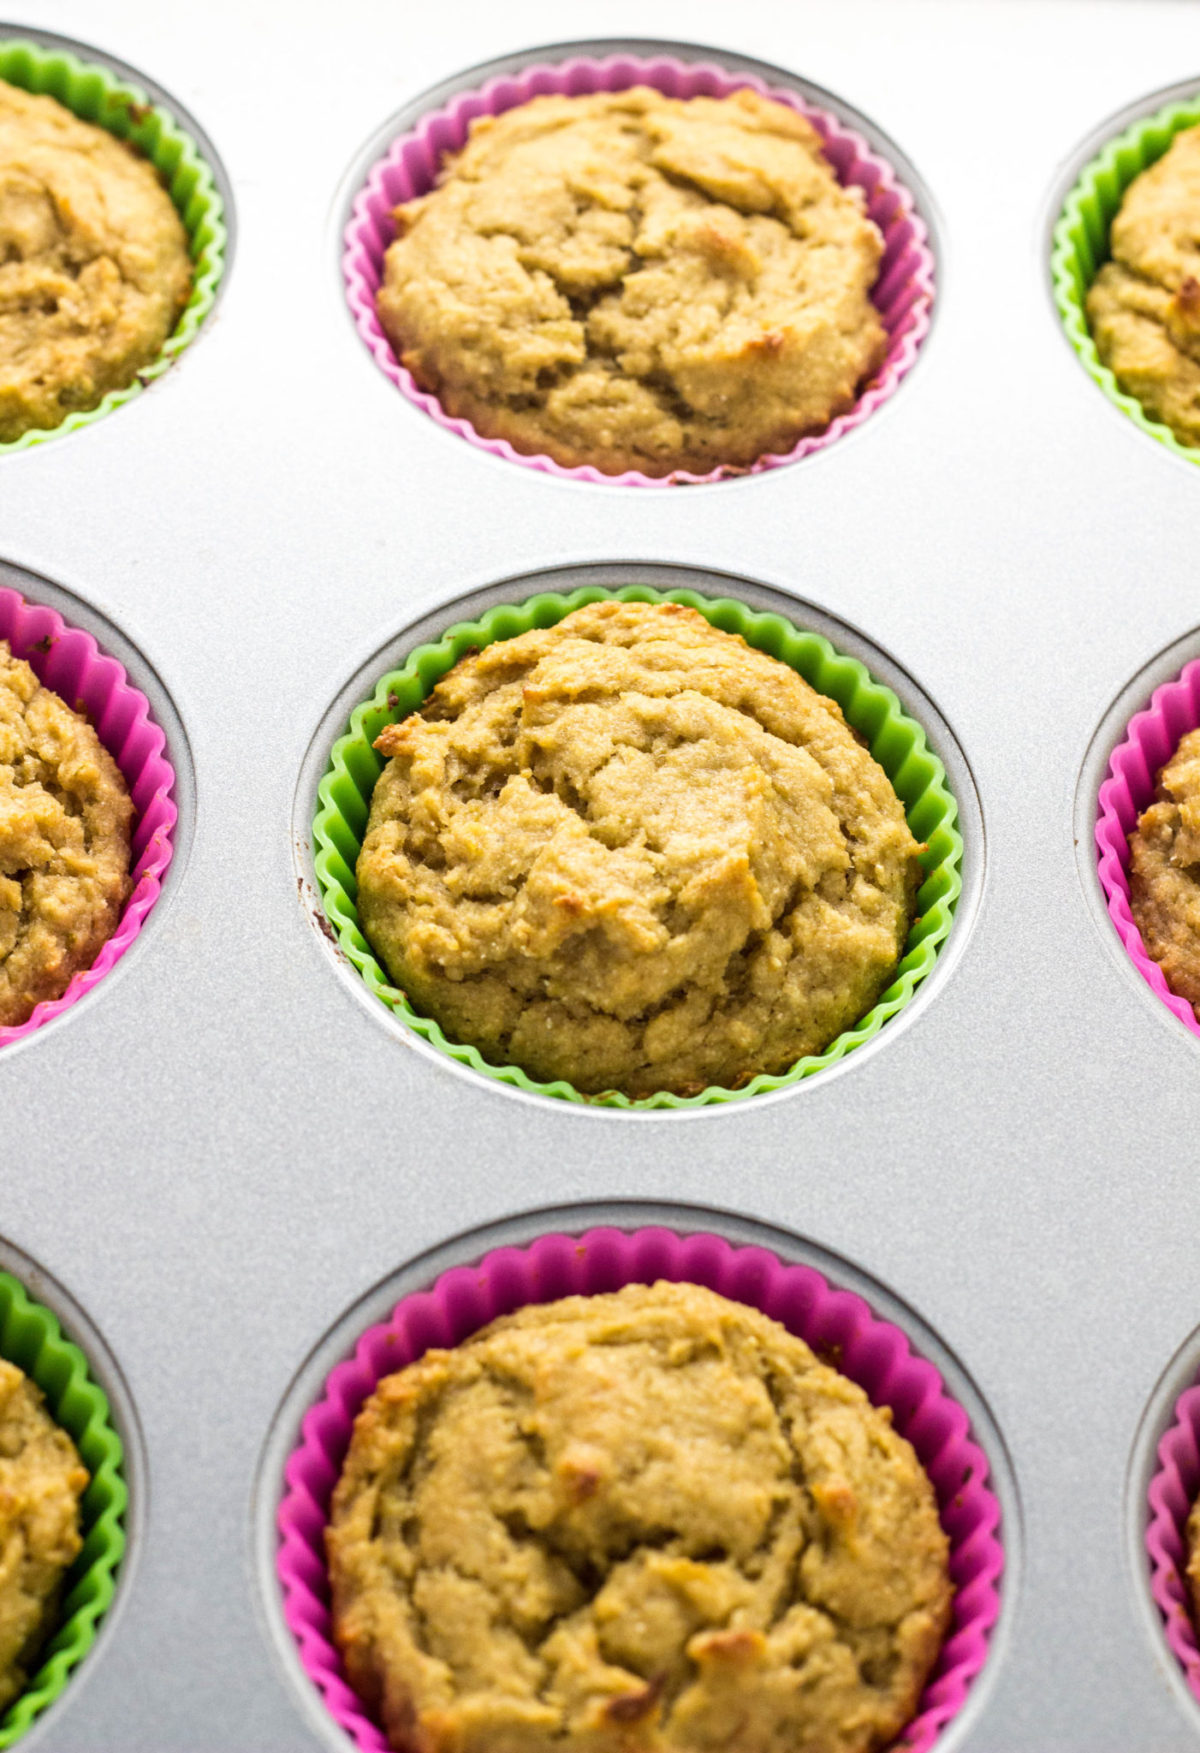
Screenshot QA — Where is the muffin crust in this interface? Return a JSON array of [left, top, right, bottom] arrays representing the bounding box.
[[378, 88, 887, 477], [0, 1360, 88, 1712], [0, 643, 133, 1027], [1129, 727, 1200, 1012], [1087, 123, 1200, 449], [328, 1281, 953, 1753], [356, 601, 921, 1097], [0, 80, 192, 443]]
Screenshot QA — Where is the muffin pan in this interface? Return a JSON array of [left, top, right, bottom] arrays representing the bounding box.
[[7, 3, 1200, 1749]]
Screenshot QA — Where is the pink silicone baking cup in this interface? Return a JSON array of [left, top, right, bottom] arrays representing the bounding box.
[[277, 1226, 1003, 1752], [0, 586, 176, 1047], [343, 53, 936, 486], [1147, 1379, 1200, 1698], [1096, 658, 1200, 1039]]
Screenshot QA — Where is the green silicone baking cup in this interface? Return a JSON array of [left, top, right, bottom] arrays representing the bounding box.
[[315, 587, 963, 1108], [316, 587, 962, 1107], [0, 1271, 126, 1747], [313, 589, 960, 1107], [0, 37, 226, 455], [1052, 92, 1200, 464]]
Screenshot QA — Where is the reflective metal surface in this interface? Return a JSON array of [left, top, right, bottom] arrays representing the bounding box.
[[4, 4, 1200, 1748]]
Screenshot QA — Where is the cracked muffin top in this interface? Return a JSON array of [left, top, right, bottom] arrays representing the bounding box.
[[0, 1359, 88, 1713], [1087, 123, 1200, 449], [377, 87, 887, 477], [0, 80, 191, 443], [0, 642, 133, 1028], [327, 1280, 953, 1753], [355, 601, 921, 1097], [1128, 726, 1200, 1012]]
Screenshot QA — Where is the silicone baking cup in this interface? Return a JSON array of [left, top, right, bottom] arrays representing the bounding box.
[[313, 584, 962, 1107], [1096, 657, 1200, 1039], [277, 1225, 1003, 1753], [0, 585, 177, 1047], [1052, 91, 1200, 466], [0, 1269, 125, 1748], [0, 36, 226, 455], [343, 51, 935, 485], [1147, 1374, 1200, 1702]]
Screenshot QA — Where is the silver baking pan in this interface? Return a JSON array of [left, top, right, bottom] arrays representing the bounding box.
[[5, 2, 1200, 1748]]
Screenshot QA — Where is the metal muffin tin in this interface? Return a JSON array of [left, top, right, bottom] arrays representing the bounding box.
[[6, 4, 1200, 1748]]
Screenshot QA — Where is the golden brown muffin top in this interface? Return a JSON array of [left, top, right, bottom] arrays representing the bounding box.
[[356, 601, 921, 1097], [1086, 123, 1200, 448], [0, 1359, 88, 1712], [0, 642, 133, 1027], [377, 87, 886, 476], [0, 79, 191, 442]]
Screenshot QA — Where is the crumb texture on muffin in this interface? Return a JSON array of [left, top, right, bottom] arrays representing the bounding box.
[[356, 601, 921, 1097], [378, 88, 887, 476], [0, 1358, 88, 1712], [1087, 123, 1200, 448], [1187, 1493, 1200, 1637], [0, 80, 192, 443], [328, 1280, 952, 1753], [0, 642, 133, 1027], [1129, 726, 1200, 1012]]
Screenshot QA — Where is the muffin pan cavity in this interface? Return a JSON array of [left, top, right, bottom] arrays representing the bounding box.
[[296, 563, 979, 1110], [339, 38, 937, 486], [256, 1201, 1015, 1753], [1078, 625, 1200, 1042], [0, 1232, 142, 1750], [1051, 78, 1200, 468], [0, 560, 192, 1052], [1126, 1325, 1200, 1734], [0, 28, 231, 454]]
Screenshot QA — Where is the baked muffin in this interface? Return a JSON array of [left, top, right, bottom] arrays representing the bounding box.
[[0, 80, 192, 443], [1183, 1484, 1200, 1667], [328, 1280, 952, 1753], [356, 601, 922, 1097], [0, 1359, 88, 1713], [377, 87, 887, 476], [1087, 123, 1200, 449], [1128, 727, 1200, 1012], [0, 642, 133, 1027]]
